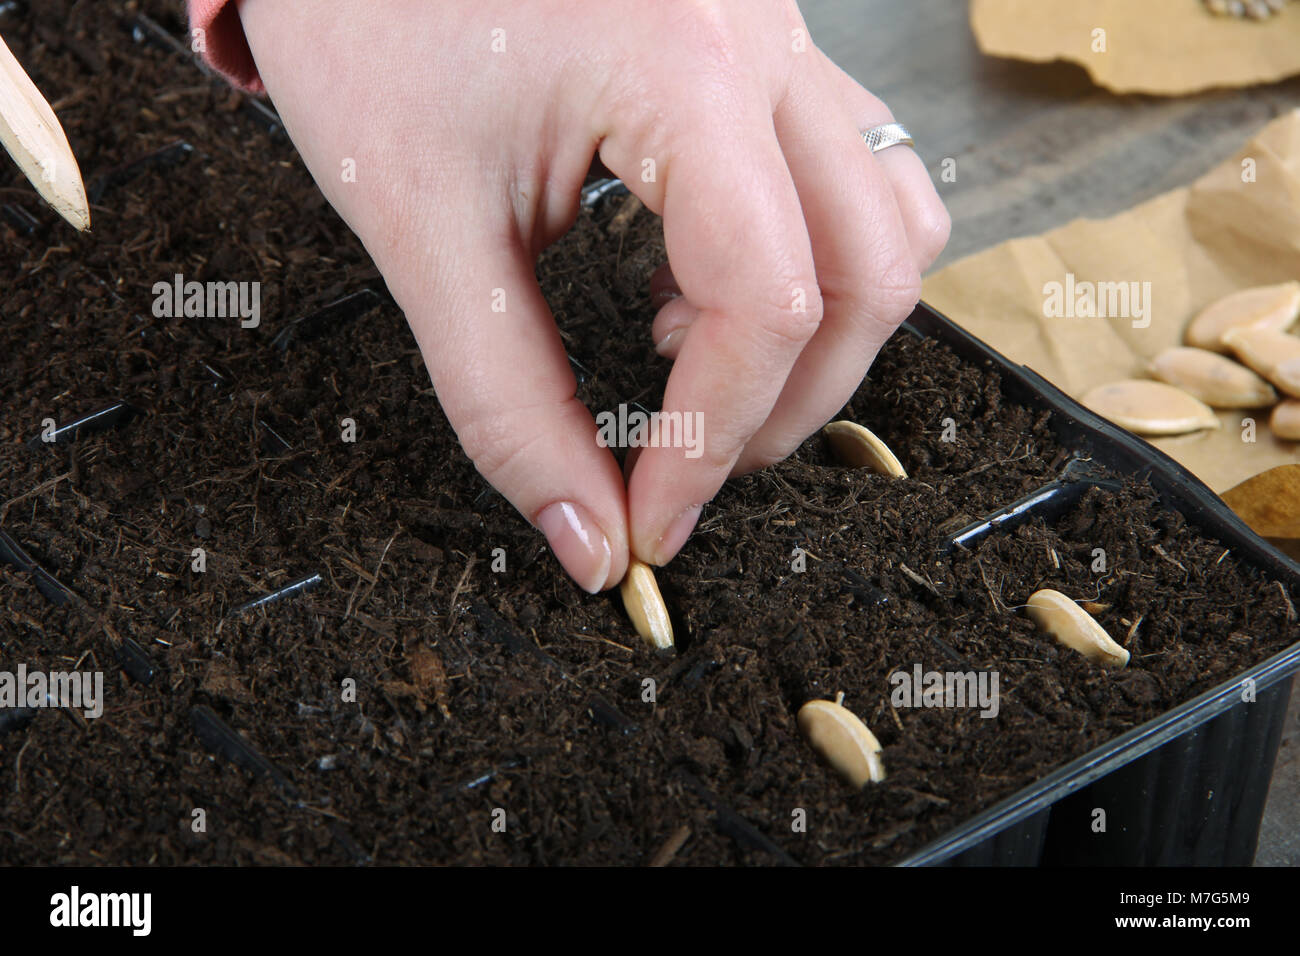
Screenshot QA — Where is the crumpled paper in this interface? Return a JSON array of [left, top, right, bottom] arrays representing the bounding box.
[[971, 0, 1300, 96], [922, 109, 1300, 493], [1221, 464, 1300, 558]]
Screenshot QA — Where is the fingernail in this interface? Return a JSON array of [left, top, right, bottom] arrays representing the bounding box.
[[651, 504, 702, 566], [655, 327, 687, 357], [537, 501, 612, 594]]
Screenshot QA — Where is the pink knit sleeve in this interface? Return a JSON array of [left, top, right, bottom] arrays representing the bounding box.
[[188, 0, 264, 93]]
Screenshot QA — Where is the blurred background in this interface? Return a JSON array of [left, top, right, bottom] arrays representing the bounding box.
[[807, 0, 1300, 267]]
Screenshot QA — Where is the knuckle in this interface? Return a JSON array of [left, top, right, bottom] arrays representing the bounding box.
[[753, 276, 824, 349], [455, 400, 560, 483], [668, 0, 744, 71], [741, 444, 791, 474], [698, 434, 746, 474], [872, 252, 924, 317], [916, 202, 952, 267], [455, 413, 520, 481]]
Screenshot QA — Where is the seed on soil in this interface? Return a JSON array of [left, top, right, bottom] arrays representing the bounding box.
[[1271, 400, 1300, 440], [1148, 347, 1277, 408], [1080, 380, 1219, 436], [1184, 281, 1300, 352], [1220, 326, 1300, 398], [822, 420, 907, 477], [797, 693, 886, 788], [1025, 589, 1130, 668], [620, 558, 674, 651]]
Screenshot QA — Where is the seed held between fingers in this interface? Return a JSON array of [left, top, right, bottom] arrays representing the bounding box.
[[822, 420, 907, 477], [1080, 380, 1220, 436], [1148, 347, 1277, 408], [1183, 281, 1300, 352], [1025, 588, 1130, 668], [620, 558, 674, 651], [797, 693, 886, 788]]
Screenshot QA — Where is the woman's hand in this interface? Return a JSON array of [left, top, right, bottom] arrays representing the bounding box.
[[235, 0, 950, 593]]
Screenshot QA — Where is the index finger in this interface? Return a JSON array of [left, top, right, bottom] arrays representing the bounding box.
[[606, 113, 823, 567]]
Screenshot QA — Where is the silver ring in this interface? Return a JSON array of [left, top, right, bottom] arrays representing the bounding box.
[[861, 122, 915, 153]]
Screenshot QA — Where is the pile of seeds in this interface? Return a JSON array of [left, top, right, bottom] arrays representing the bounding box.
[[1203, 0, 1294, 19], [1083, 281, 1300, 440]]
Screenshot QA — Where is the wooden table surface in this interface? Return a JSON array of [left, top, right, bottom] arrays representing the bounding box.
[[802, 0, 1299, 867]]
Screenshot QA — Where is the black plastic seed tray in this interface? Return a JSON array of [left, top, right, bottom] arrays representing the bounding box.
[[895, 302, 1300, 867]]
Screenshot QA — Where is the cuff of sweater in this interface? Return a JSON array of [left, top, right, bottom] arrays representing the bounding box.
[[189, 0, 265, 94]]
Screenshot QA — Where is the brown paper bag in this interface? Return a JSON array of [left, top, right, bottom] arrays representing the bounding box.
[[971, 0, 1300, 96]]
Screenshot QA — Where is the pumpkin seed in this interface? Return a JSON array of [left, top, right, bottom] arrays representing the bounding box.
[[1271, 400, 1300, 441], [1274, 358, 1300, 398], [797, 693, 885, 788], [1184, 281, 1300, 352], [620, 558, 674, 651], [1221, 327, 1300, 398], [1025, 589, 1130, 668], [1148, 347, 1277, 408], [1080, 380, 1220, 435], [822, 420, 907, 477]]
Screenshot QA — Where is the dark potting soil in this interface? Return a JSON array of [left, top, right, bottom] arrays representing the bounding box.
[[1, 0, 1296, 866]]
